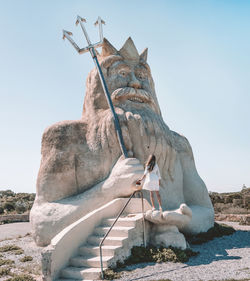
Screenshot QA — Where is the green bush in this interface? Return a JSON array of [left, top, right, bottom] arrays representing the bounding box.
[[103, 246, 198, 280], [121, 245, 198, 266], [3, 202, 15, 212], [0, 190, 35, 215], [0, 190, 15, 197], [15, 202, 27, 214]]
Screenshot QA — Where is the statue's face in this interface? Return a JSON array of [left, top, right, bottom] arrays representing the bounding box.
[[83, 38, 161, 117], [105, 59, 161, 115]]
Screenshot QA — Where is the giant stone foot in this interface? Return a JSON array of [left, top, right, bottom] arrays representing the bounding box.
[[145, 204, 192, 249]]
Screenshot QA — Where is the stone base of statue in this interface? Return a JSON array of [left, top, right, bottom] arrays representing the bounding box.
[[151, 224, 187, 249], [145, 203, 192, 249]]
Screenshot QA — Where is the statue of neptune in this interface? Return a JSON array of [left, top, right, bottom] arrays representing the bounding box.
[[30, 38, 214, 246]]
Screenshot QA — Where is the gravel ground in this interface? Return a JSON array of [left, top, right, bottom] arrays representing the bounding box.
[[116, 223, 250, 281], [0, 222, 249, 281], [0, 230, 43, 281]]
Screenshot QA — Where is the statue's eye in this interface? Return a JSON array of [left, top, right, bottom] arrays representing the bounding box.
[[119, 70, 128, 77]]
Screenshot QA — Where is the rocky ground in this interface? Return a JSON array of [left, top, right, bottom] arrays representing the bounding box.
[[116, 222, 250, 281], [0, 222, 250, 281], [0, 224, 43, 281]]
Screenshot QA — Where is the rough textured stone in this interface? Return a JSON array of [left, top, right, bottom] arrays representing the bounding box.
[[30, 37, 214, 246], [151, 225, 187, 250]]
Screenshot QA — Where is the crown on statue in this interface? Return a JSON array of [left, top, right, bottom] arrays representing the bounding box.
[[100, 37, 148, 63]]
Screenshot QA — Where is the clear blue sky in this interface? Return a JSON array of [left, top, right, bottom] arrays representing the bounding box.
[[0, 0, 249, 194]]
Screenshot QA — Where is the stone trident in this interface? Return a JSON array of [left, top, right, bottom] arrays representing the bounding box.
[[63, 16, 128, 158]]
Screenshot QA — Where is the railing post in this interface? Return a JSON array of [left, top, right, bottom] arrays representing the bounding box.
[[139, 191, 146, 247]]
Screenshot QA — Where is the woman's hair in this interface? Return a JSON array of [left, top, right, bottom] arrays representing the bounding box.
[[145, 154, 156, 172]]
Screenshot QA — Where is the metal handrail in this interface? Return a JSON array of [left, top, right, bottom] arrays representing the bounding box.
[[99, 190, 146, 279]]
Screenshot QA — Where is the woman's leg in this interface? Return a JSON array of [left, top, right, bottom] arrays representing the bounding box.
[[155, 191, 162, 210], [150, 191, 155, 210]]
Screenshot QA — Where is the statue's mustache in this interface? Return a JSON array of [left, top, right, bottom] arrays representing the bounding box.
[[111, 87, 153, 104]]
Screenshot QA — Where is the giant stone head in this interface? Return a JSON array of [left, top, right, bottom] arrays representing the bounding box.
[[83, 37, 161, 118]]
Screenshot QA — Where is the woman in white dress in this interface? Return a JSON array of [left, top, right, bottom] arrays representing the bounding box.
[[137, 154, 163, 212]]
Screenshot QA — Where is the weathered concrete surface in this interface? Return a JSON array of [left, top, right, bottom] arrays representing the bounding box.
[[41, 198, 151, 281], [31, 37, 214, 247]]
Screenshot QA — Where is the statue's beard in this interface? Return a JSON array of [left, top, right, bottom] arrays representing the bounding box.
[[86, 87, 177, 181]]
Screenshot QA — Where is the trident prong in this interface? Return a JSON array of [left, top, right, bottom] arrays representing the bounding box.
[[62, 17, 128, 159], [76, 15, 91, 45], [94, 17, 105, 43], [75, 15, 86, 25], [62, 30, 80, 53]]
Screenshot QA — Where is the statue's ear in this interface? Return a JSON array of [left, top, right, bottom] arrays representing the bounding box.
[[140, 48, 148, 62]]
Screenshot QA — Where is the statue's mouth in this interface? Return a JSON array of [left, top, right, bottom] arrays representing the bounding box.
[[111, 87, 152, 105], [126, 95, 145, 103]]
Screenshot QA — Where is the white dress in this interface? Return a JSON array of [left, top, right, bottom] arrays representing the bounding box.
[[142, 164, 161, 191]]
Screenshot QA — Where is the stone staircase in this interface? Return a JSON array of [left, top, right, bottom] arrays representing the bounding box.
[[56, 213, 145, 281]]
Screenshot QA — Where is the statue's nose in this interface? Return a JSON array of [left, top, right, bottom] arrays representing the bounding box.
[[129, 73, 141, 89]]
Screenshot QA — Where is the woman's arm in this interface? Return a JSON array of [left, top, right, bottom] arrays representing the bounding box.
[[139, 166, 148, 181], [136, 172, 146, 185], [139, 174, 146, 181]]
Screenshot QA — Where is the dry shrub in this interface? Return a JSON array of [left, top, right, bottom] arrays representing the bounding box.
[[0, 258, 15, 266], [6, 274, 35, 281], [19, 256, 33, 262], [0, 245, 22, 253], [0, 267, 11, 277]]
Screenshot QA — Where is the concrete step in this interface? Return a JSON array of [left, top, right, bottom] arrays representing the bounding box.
[[79, 245, 121, 256], [59, 214, 141, 280], [70, 255, 113, 268], [94, 226, 134, 237], [61, 266, 105, 280], [87, 235, 128, 246], [102, 216, 138, 227]]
